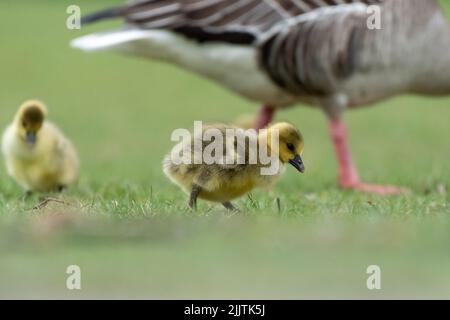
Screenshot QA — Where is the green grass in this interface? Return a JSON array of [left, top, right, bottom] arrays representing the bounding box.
[[0, 0, 450, 299]]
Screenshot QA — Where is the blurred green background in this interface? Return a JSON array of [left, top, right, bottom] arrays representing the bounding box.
[[0, 0, 449, 299]]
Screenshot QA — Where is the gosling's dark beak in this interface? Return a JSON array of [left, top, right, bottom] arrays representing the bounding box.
[[289, 154, 305, 173], [25, 132, 36, 145]]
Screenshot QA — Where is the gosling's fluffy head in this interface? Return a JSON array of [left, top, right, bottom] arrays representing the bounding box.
[[15, 100, 48, 145], [267, 122, 305, 172]]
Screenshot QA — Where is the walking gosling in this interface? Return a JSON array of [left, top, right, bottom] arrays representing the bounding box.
[[163, 122, 305, 211], [2, 100, 80, 193]]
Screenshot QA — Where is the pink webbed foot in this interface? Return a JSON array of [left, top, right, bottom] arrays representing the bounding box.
[[329, 119, 409, 195], [340, 179, 409, 195]]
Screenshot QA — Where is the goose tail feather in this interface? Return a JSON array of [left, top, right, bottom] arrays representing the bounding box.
[[70, 29, 149, 52]]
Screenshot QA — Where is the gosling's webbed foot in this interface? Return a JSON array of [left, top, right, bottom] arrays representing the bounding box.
[[222, 202, 240, 212]]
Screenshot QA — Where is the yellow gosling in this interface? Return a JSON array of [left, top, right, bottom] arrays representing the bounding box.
[[163, 122, 304, 211], [2, 100, 80, 193]]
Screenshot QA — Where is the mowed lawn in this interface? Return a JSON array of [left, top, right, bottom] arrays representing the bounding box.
[[0, 0, 449, 299]]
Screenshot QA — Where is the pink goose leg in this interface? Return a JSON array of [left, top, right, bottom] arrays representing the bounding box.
[[255, 105, 275, 129], [255, 106, 404, 193], [329, 119, 407, 194]]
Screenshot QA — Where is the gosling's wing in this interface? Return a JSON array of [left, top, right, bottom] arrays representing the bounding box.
[[195, 123, 254, 169], [82, 0, 385, 44]]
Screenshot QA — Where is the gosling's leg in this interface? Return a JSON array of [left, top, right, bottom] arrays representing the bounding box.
[[57, 185, 67, 193], [329, 119, 408, 194], [222, 202, 239, 212], [189, 184, 201, 210]]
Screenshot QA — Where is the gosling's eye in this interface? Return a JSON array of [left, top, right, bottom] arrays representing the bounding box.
[[287, 143, 295, 152]]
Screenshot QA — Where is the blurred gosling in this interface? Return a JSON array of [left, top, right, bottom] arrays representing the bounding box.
[[2, 100, 80, 193], [163, 122, 305, 211], [231, 114, 259, 130]]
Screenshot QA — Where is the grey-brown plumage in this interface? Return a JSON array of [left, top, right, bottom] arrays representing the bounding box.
[[260, 0, 450, 115], [82, 0, 384, 42]]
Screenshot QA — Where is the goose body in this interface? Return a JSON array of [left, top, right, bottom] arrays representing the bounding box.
[[73, 0, 450, 193], [2, 101, 80, 193]]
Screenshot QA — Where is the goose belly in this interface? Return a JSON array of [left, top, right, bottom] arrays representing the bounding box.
[[73, 29, 297, 106], [340, 70, 410, 107]]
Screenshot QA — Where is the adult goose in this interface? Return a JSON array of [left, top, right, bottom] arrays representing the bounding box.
[[72, 0, 450, 194]]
